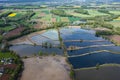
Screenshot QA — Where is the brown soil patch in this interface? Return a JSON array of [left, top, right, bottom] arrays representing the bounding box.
[[51, 18, 56, 22], [40, 13, 46, 17], [20, 56, 71, 80], [9, 30, 46, 45], [5, 27, 24, 39], [108, 35, 120, 45], [94, 27, 111, 31]]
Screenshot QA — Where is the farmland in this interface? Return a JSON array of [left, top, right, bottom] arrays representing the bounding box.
[[0, 3, 120, 80], [0, 6, 120, 43]]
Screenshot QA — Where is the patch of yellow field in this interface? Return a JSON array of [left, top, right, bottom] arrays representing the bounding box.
[[8, 13, 17, 17], [114, 17, 120, 20]]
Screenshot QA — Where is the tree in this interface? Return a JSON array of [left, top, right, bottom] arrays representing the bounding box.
[[39, 51, 43, 56], [96, 63, 100, 70], [70, 70, 75, 79]]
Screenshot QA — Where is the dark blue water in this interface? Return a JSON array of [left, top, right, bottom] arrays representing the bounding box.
[[68, 52, 120, 69], [60, 28, 104, 40], [68, 46, 120, 56], [61, 28, 120, 69], [64, 41, 112, 48], [10, 44, 63, 57]]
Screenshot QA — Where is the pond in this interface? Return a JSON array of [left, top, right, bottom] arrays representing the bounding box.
[[10, 44, 63, 57], [68, 52, 120, 69], [9, 27, 120, 68], [9, 29, 62, 57], [61, 27, 120, 69]]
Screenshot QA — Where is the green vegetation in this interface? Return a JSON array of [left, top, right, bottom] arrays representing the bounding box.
[[0, 35, 3, 42], [51, 9, 73, 17], [95, 31, 114, 37], [74, 8, 89, 15], [70, 70, 75, 79], [98, 9, 110, 14], [39, 51, 43, 56], [0, 51, 23, 80], [68, 17, 80, 22], [42, 10, 50, 14], [96, 63, 100, 70]]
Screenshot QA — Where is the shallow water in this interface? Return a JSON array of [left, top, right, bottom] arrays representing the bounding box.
[[30, 29, 59, 46], [10, 44, 63, 57], [9, 28, 120, 68]]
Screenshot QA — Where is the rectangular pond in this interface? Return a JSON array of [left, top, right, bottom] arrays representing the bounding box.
[[61, 28, 120, 69]]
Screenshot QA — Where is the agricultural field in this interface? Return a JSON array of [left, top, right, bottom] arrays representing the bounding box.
[[55, 16, 61, 22], [0, 26, 15, 32], [32, 11, 41, 19], [66, 9, 109, 18], [41, 9, 50, 14], [68, 17, 81, 22], [7, 11, 27, 19], [109, 11, 120, 15], [4, 27, 25, 39], [40, 14, 52, 22], [107, 16, 120, 27], [107, 21, 120, 27], [114, 17, 120, 20], [87, 9, 109, 16], [61, 17, 69, 22]]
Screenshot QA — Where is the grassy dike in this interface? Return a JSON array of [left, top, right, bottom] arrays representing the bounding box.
[[57, 27, 75, 80]]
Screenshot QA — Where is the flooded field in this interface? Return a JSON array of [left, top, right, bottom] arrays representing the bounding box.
[[9, 29, 62, 57], [60, 27, 120, 69], [10, 27, 120, 69]]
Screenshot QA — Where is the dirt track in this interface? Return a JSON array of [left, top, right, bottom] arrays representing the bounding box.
[[20, 56, 71, 80]]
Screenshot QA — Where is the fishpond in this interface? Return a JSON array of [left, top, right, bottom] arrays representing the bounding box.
[[9, 27, 120, 69]]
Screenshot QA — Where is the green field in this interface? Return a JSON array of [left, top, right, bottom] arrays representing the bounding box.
[[7, 11, 27, 19], [41, 9, 50, 14], [108, 20, 120, 27], [55, 16, 61, 22], [68, 17, 80, 22], [0, 52, 18, 59], [66, 9, 109, 18], [61, 17, 69, 22], [0, 26, 15, 31]]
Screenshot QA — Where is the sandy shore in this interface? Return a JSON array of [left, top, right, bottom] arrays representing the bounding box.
[[75, 64, 120, 80], [107, 35, 120, 45], [20, 56, 71, 80], [67, 26, 81, 28]]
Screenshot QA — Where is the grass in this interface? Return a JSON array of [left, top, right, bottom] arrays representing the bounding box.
[[68, 17, 80, 22], [61, 17, 69, 22], [56, 16, 61, 22], [0, 52, 18, 59], [32, 11, 42, 19], [87, 9, 109, 16], [107, 21, 120, 27], [41, 14, 52, 22], [42, 9, 50, 14], [0, 26, 15, 31], [66, 9, 109, 18], [109, 11, 120, 15]]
